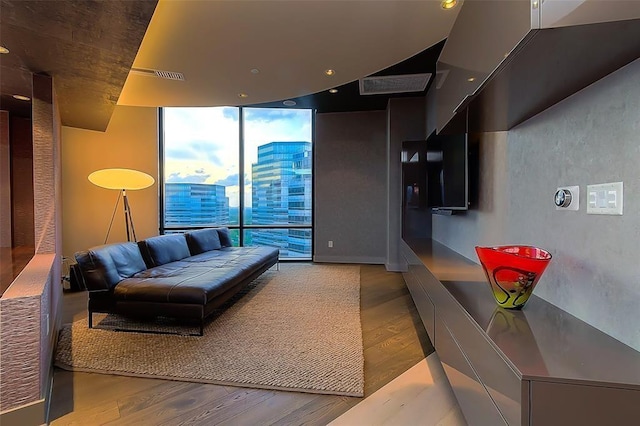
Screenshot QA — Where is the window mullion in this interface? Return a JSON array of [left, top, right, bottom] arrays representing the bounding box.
[[238, 107, 245, 246]]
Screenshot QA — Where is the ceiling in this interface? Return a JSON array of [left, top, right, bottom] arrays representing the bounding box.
[[0, 0, 461, 131], [0, 0, 157, 129]]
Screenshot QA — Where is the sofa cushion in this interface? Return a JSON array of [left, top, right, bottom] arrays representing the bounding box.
[[75, 242, 147, 291], [140, 234, 191, 267], [186, 228, 222, 255], [216, 227, 233, 247], [118, 246, 279, 304]]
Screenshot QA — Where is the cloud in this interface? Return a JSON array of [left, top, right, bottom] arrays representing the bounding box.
[[244, 108, 309, 123], [166, 171, 211, 183], [214, 174, 239, 186], [214, 173, 252, 187], [223, 108, 239, 121], [165, 139, 224, 166]]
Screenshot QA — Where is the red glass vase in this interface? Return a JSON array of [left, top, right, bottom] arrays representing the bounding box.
[[475, 245, 552, 309]]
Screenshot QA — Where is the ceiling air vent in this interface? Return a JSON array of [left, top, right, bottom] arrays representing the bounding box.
[[359, 73, 431, 95], [130, 68, 185, 81]]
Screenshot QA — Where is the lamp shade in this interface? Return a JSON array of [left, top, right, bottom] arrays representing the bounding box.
[[88, 168, 155, 190]]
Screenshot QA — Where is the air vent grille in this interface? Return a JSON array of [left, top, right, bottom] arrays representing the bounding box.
[[359, 73, 431, 95], [130, 68, 185, 81]]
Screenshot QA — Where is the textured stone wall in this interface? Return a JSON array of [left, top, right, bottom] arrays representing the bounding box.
[[0, 73, 62, 417], [0, 295, 41, 410], [0, 255, 54, 411], [33, 74, 57, 255]]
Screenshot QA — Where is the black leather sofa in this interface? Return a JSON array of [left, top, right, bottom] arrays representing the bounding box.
[[74, 228, 279, 335]]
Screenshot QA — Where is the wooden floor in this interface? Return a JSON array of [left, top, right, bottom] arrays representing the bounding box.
[[49, 264, 437, 425], [329, 355, 466, 426]]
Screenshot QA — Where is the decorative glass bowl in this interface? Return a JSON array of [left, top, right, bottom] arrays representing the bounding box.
[[475, 245, 552, 309]]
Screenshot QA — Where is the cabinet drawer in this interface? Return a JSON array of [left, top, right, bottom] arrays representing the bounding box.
[[436, 316, 507, 426], [438, 293, 522, 426], [530, 381, 640, 426], [404, 267, 435, 338]]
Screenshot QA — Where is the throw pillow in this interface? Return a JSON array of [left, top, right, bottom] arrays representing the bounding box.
[[186, 228, 222, 254], [216, 227, 233, 247]]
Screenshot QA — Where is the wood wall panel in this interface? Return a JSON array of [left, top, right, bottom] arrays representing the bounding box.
[[0, 111, 10, 247], [10, 116, 34, 247]]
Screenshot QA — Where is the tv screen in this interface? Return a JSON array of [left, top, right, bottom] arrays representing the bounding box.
[[425, 130, 469, 211], [401, 140, 428, 210]]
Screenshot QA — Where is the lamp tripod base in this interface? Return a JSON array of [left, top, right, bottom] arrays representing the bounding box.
[[104, 189, 138, 244]]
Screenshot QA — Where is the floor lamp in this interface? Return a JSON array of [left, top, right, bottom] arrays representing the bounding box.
[[88, 168, 155, 243]]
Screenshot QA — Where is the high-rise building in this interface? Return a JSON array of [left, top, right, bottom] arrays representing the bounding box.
[[251, 141, 312, 258], [165, 183, 229, 227]]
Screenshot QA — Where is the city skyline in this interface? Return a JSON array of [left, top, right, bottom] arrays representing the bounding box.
[[164, 138, 313, 258], [164, 107, 312, 208]]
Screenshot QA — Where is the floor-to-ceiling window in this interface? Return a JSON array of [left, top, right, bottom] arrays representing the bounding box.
[[161, 107, 313, 260]]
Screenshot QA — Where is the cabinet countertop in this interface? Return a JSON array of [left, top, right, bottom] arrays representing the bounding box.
[[403, 238, 640, 390]]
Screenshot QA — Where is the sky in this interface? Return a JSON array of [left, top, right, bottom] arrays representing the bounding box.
[[163, 107, 312, 208]]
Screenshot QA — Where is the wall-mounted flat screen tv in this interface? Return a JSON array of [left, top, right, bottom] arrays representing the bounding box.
[[425, 130, 474, 212]]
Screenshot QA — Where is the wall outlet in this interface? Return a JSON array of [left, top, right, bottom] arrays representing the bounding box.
[[328, 240, 333, 248], [587, 182, 623, 215]]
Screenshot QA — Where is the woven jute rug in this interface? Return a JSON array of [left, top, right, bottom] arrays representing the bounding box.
[[55, 263, 364, 397]]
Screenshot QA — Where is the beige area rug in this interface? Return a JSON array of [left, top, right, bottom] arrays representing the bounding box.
[[55, 264, 364, 397]]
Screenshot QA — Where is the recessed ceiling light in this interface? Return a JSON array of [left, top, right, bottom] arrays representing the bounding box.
[[250, 68, 260, 74], [0, 46, 9, 54], [441, 0, 457, 10], [283, 100, 297, 106], [329, 89, 338, 94], [238, 93, 249, 98], [467, 77, 475, 82], [324, 69, 335, 76], [12, 94, 31, 101]]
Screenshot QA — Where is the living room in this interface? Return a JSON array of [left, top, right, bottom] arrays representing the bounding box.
[[2, 1, 640, 425]]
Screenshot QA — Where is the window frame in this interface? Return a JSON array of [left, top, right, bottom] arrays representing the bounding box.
[[158, 107, 315, 260]]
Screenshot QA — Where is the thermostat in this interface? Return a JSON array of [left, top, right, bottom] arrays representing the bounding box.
[[554, 186, 579, 211]]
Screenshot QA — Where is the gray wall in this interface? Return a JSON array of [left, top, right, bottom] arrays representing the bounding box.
[[433, 58, 640, 351], [387, 98, 427, 270], [315, 111, 388, 263], [432, 131, 509, 255]]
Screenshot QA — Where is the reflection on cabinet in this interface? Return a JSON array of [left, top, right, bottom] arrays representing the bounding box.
[[436, 315, 507, 425], [436, 0, 640, 133], [436, 0, 534, 133], [401, 238, 640, 426]]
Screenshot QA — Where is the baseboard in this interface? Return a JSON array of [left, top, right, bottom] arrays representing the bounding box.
[[0, 398, 46, 426], [385, 262, 408, 272], [313, 255, 385, 265]]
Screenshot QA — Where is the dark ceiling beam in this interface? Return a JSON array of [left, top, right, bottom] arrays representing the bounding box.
[[0, 0, 157, 131]]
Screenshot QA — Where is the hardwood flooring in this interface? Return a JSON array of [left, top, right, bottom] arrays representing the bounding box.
[[329, 355, 466, 426], [49, 264, 439, 425]]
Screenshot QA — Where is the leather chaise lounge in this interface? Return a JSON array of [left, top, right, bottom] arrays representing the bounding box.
[[74, 227, 279, 335]]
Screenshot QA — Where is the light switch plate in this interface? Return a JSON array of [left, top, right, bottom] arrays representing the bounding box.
[[587, 182, 623, 215]]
